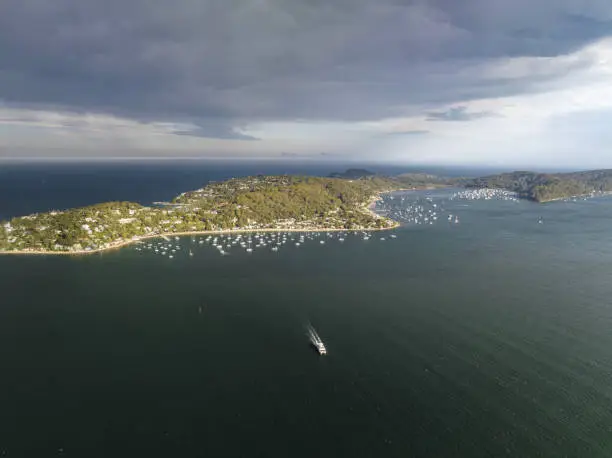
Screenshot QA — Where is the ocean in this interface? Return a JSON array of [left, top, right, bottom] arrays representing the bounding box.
[[1, 161, 612, 457]]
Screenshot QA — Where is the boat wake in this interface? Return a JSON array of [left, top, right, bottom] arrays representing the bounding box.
[[306, 323, 327, 355]]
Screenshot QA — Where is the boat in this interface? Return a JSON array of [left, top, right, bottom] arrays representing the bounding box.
[[307, 324, 327, 355]]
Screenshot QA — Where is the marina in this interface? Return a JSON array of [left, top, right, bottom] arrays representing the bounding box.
[[130, 188, 528, 260], [132, 228, 394, 258]]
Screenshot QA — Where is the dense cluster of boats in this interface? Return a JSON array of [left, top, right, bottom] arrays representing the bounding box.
[[450, 188, 519, 201], [130, 189, 481, 259], [132, 229, 397, 258], [131, 188, 531, 259], [374, 194, 460, 226]]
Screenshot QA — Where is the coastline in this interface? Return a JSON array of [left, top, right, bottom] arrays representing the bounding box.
[[0, 189, 412, 257], [0, 224, 399, 257]]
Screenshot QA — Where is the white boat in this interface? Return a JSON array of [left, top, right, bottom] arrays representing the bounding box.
[[307, 324, 327, 355]]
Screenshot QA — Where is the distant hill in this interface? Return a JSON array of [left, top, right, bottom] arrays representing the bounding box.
[[329, 169, 377, 179], [329, 169, 455, 190], [462, 169, 612, 202], [329, 168, 612, 202], [395, 172, 453, 187]]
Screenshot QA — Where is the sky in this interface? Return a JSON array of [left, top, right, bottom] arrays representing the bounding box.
[[1, 0, 612, 168]]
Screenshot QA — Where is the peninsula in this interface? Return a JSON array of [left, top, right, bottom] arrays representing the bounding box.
[[461, 169, 612, 202], [5, 166, 607, 255], [0, 173, 427, 255]]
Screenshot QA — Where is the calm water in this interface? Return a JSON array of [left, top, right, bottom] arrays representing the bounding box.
[[1, 163, 612, 457]]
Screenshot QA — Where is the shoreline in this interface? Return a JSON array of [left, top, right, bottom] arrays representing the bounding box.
[[0, 224, 399, 257], [0, 188, 417, 257]]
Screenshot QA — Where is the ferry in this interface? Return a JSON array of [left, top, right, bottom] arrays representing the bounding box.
[[314, 340, 327, 355], [307, 324, 327, 355]]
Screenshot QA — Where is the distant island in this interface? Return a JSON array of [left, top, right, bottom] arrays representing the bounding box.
[[461, 169, 612, 202], [0, 172, 440, 255]]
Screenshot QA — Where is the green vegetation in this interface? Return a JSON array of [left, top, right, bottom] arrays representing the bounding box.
[[329, 169, 377, 179], [329, 169, 453, 188], [0, 174, 412, 254], [173, 175, 403, 230], [394, 173, 453, 189], [6, 166, 608, 254], [462, 170, 612, 202]]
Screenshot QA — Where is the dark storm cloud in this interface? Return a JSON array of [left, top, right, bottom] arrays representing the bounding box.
[[172, 123, 259, 141], [0, 0, 611, 137]]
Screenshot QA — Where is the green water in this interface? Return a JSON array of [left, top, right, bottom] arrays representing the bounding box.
[[2, 190, 612, 457]]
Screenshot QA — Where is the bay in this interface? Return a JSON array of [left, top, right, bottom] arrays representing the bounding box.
[[1, 163, 612, 457]]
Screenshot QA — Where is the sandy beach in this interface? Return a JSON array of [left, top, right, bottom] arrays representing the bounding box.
[[0, 221, 399, 257]]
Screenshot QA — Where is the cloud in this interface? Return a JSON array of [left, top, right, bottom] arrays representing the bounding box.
[[1, 0, 611, 123], [378, 39, 612, 168], [279, 151, 337, 158], [0, 0, 612, 164], [0, 106, 260, 142], [381, 130, 430, 137], [171, 123, 259, 141], [426, 106, 500, 122]]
